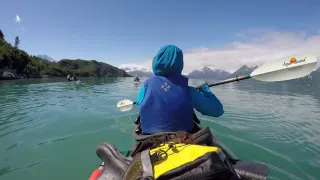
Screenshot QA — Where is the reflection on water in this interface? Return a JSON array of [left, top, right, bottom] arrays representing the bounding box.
[[0, 77, 320, 180]]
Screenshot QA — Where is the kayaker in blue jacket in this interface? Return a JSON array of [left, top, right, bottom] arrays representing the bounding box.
[[136, 45, 224, 134]]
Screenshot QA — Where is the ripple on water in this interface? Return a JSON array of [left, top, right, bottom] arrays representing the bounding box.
[[0, 127, 25, 138], [267, 163, 306, 180], [6, 143, 19, 151], [0, 161, 43, 177]]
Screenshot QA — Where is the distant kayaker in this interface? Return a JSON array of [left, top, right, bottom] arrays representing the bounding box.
[[136, 45, 224, 134], [67, 74, 72, 81], [134, 76, 140, 82], [72, 74, 77, 81]]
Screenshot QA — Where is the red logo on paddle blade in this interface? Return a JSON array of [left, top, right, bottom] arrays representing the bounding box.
[[283, 56, 306, 67], [290, 57, 297, 64]]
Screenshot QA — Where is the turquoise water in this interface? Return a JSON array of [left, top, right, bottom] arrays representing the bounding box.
[[0, 77, 320, 180]]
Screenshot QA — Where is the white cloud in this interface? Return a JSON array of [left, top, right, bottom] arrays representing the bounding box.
[[119, 30, 320, 74], [15, 15, 21, 23]]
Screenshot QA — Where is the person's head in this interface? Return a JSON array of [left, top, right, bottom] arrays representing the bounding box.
[[152, 45, 184, 77]]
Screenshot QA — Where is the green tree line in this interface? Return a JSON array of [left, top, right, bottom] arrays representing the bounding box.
[[0, 32, 131, 79]]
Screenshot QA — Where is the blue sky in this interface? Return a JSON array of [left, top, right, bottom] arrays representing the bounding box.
[[1, 0, 320, 68]]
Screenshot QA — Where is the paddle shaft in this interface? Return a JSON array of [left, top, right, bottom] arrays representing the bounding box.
[[196, 75, 251, 89]]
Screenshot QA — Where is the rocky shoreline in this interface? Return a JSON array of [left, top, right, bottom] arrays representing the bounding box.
[[0, 67, 48, 80]]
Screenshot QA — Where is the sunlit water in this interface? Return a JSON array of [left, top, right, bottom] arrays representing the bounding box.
[[0, 77, 319, 180]]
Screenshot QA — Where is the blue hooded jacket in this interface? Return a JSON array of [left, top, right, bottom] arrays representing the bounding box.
[[137, 45, 224, 134]]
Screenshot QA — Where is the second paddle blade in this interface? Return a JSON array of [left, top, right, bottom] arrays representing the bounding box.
[[251, 55, 318, 82]]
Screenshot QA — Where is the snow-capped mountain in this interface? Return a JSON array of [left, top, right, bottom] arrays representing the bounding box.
[[187, 67, 231, 80], [121, 67, 149, 72], [119, 62, 320, 89], [119, 66, 153, 77], [120, 65, 232, 79]]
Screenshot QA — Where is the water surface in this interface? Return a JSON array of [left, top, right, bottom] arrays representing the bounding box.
[[0, 77, 319, 180]]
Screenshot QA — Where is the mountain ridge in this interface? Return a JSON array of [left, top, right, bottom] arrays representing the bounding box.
[[187, 67, 231, 80]]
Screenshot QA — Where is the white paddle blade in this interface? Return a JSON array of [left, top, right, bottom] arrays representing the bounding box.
[[117, 99, 134, 112], [119, 104, 134, 112], [251, 55, 318, 82]]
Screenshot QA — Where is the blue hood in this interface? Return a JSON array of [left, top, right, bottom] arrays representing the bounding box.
[[152, 45, 184, 76]]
